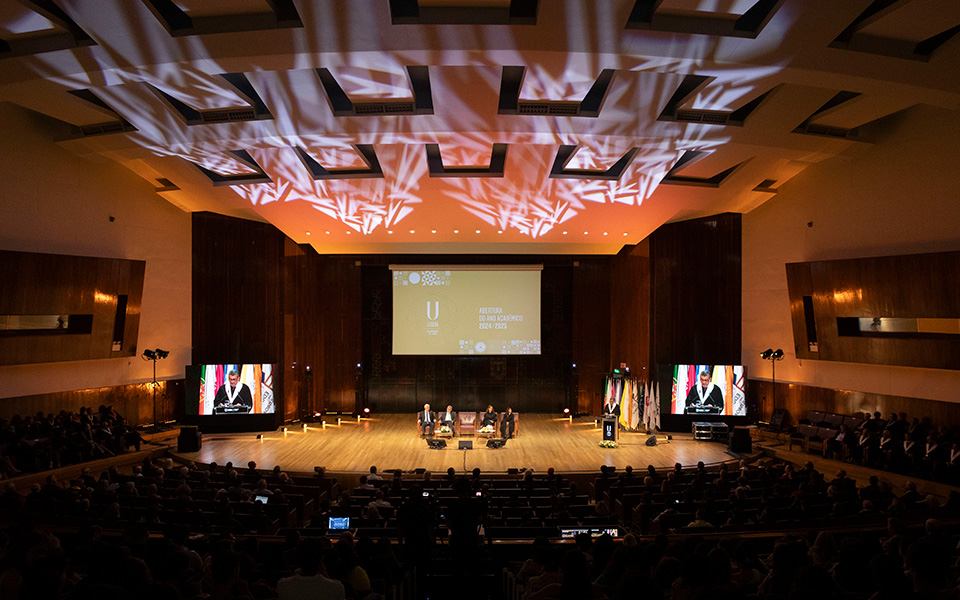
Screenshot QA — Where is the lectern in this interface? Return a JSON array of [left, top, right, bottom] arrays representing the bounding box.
[[602, 417, 619, 443]]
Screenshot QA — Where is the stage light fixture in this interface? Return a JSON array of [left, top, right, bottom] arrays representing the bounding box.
[[142, 349, 157, 360], [257, 434, 263, 440], [281, 426, 288, 433], [363, 407, 370, 414], [563, 408, 570, 414], [155, 349, 169, 359], [760, 347, 785, 418]]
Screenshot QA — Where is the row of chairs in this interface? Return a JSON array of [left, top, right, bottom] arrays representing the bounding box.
[[418, 411, 520, 437], [800, 410, 863, 430]]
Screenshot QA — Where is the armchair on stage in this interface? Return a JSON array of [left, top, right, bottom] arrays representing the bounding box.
[[459, 412, 477, 436]]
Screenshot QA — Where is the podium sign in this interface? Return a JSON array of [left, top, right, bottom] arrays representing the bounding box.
[[602, 417, 618, 442]]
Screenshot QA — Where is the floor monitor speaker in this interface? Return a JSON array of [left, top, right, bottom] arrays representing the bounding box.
[[178, 427, 201, 452]]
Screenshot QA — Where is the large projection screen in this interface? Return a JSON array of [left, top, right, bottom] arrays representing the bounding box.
[[391, 265, 541, 355]]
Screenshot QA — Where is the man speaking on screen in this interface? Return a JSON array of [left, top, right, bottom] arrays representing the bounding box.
[[685, 370, 723, 411], [215, 369, 254, 408]]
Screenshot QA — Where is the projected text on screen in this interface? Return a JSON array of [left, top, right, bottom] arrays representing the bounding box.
[[392, 268, 541, 355]]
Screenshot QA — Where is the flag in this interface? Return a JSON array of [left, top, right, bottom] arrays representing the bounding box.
[[731, 365, 746, 416], [603, 376, 612, 408], [711, 365, 730, 416], [239, 364, 258, 413], [619, 378, 630, 430], [645, 380, 652, 431], [261, 364, 274, 413], [653, 381, 661, 430], [629, 378, 640, 430]]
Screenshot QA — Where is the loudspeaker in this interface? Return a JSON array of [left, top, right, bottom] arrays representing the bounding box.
[[486, 439, 506, 449], [178, 426, 201, 452], [770, 408, 787, 430], [645, 435, 657, 446], [458, 440, 473, 450], [426, 439, 446, 449], [729, 427, 752, 453]]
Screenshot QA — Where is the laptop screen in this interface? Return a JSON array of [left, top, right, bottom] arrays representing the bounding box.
[[255, 495, 270, 504], [328, 516, 351, 530]]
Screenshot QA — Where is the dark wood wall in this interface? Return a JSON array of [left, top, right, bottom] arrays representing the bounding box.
[[610, 241, 651, 384], [0, 380, 183, 426], [573, 258, 612, 415], [192, 213, 285, 365], [189, 213, 747, 421], [360, 257, 580, 415], [750, 379, 960, 429], [650, 213, 742, 368], [786, 251, 960, 370], [649, 214, 743, 429], [0, 250, 145, 365]]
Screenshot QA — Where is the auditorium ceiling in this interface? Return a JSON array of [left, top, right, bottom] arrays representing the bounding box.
[[1, 0, 958, 254]]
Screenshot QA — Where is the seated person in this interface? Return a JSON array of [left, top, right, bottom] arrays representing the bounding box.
[[417, 403, 435, 437], [685, 370, 723, 412], [500, 407, 516, 439], [481, 405, 498, 430], [439, 405, 457, 433]]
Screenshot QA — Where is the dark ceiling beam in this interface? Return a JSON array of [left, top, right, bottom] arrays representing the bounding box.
[[549, 146, 638, 180], [626, 0, 784, 39], [191, 150, 272, 187], [389, 0, 538, 25], [660, 151, 748, 188], [295, 145, 384, 180], [498, 67, 616, 117], [142, 0, 302, 37], [426, 144, 508, 178], [318, 66, 433, 116]]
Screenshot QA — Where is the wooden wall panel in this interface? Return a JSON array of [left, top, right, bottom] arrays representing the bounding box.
[[786, 250, 960, 370], [573, 258, 611, 415], [192, 212, 285, 425], [0, 250, 145, 365], [749, 378, 960, 429], [650, 213, 742, 367], [0, 379, 183, 426], [610, 241, 651, 380], [191, 212, 285, 365]]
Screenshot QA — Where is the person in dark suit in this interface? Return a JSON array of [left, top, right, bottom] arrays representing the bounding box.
[[685, 371, 724, 411], [214, 369, 253, 408], [439, 405, 457, 433], [500, 407, 516, 439], [418, 403, 434, 437], [481, 405, 498, 430]]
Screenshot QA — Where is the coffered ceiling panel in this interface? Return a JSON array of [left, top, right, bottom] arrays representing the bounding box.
[[1, 0, 958, 254]]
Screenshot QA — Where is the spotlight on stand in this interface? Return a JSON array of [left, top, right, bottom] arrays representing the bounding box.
[[760, 347, 785, 424], [140, 348, 169, 430]]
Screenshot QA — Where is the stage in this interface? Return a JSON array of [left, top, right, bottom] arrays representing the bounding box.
[[177, 414, 750, 476]]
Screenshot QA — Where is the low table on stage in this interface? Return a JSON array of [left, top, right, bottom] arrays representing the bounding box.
[[476, 430, 497, 439], [435, 430, 453, 440]]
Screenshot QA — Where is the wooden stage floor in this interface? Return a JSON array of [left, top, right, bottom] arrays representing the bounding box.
[[177, 414, 747, 475]]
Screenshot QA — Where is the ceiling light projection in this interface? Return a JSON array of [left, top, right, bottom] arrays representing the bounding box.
[[234, 144, 426, 235]]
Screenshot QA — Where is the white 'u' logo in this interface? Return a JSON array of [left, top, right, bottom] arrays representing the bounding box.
[[426, 301, 439, 320]]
